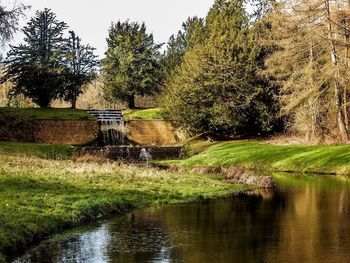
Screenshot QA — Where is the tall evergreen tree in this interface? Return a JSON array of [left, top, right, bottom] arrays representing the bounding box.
[[162, 17, 206, 76], [1, 9, 67, 107], [163, 0, 276, 135], [61, 31, 98, 108], [0, 2, 28, 47], [102, 21, 163, 108]]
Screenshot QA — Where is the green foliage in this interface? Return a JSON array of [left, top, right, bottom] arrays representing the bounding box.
[[102, 21, 163, 108], [61, 31, 98, 108], [124, 108, 164, 120], [164, 140, 350, 175], [0, 148, 244, 261], [0, 107, 95, 120], [0, 2, 28, 52], [161, 17, 206, 76], [1, 9, 99, 109], [162, 0, 278, 136], [2, 9, 68, 107]]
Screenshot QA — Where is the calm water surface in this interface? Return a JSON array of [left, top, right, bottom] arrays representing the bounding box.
[[14, 174, 350, 263]]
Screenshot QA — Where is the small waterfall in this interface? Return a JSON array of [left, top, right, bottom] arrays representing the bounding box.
[[87, 110, 126, 146]]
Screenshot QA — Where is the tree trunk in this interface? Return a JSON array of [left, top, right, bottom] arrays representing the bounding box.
[[325, 0, 349, 143], [127, 95, 136, 109], [335, 80, 349, 142], [71, 96, 77, 109], [344, 11, 350, 130], [344, 86, 348, 130], [308, 38, 317, 141]]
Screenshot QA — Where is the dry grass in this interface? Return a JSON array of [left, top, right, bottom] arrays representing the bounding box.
[[266, 133, 343, 146]]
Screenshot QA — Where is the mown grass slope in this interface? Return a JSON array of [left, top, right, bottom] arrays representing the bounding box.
[[0, 141, 72, 159], [124, 108, 164, 120], [164, 140, 350, 175], [0, 142, 244, 262], [0, 107, 95, 120]]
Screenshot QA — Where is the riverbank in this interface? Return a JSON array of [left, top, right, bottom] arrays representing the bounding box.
[[163, 140, 350, 175], [0, 142, 245, 262]]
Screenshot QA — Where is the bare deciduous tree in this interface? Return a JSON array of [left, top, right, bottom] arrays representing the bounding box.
[[266, 0, 350, 143]]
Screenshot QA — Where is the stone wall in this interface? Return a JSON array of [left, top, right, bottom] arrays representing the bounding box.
[[126, 120, 178, 146], [0, 120, 99, 145], [0, 119, 179, 146], [78, 146, 184, 161]]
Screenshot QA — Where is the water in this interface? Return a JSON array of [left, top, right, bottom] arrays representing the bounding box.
[[99, 120, 126, 146], [139, 148, 152, 166], [87, 110, 126, 146], [14, 174, 350, 263]]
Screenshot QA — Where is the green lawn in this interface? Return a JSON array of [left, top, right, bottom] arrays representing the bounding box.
[[0, 141, 73, 160], [163, 140, 350, 175], [124, 108, 164, 120], [0, 107, 95, 120], [0, 142, 244, 262]]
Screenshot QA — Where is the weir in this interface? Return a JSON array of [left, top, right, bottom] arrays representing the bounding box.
[[87, 110, 126, 146], [84, 110, 184, 161]]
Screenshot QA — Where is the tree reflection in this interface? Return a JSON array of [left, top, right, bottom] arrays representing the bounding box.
[[14, 174, 350, 263]]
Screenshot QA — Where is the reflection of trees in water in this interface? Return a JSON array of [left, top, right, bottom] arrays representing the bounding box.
[[105, 213, 173, 263], [237, 189, 275, 200], [14, 176, 350, 263], [265, 176, 350, 263], [138, 191, 288, 263], [15, 191, 287, 263]]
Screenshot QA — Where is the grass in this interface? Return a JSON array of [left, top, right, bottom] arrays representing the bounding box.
[[0, 143, 245, 262], [0, 141, 73, 160], [124, 108, 164, 120], [0, 107, 96, 120], [163, 140, 350, 175]]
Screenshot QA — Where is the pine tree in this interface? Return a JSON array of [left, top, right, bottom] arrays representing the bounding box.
[[61, 31, 98, 108], [1, 9, 67, 107], [162, 17, 206, 76], [102, 21, 163, 109], [162, 0, 276, 135], [0, 2, 27, 48]]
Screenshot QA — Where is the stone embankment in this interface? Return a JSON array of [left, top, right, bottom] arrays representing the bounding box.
[[77, 145, 184, 161], [0, 120, 99, 145], [126, 120, 178, 145]]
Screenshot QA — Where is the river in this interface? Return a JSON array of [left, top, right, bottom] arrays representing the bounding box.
[[14, 174, 350, 263]]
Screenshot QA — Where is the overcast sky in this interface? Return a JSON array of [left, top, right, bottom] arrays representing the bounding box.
[[6, 0, 215, 58]]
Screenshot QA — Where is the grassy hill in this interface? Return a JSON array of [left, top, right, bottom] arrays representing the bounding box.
[[0, 107, 95, 120], [163, 140, 350, 175], [124, 108, 164, 120]]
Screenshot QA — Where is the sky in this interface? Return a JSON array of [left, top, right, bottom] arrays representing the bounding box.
[[5, 0, 215, 58]]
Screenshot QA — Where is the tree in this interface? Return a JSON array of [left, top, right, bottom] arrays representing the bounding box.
[[162, 17, 206, 76], [162, 0, 277, 136], [102, 21, 163, 109], [0, 2, 28, 48], [1, 9, 67, 107], [265, 0, 350, 143], [61, 31, 98, 108]]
